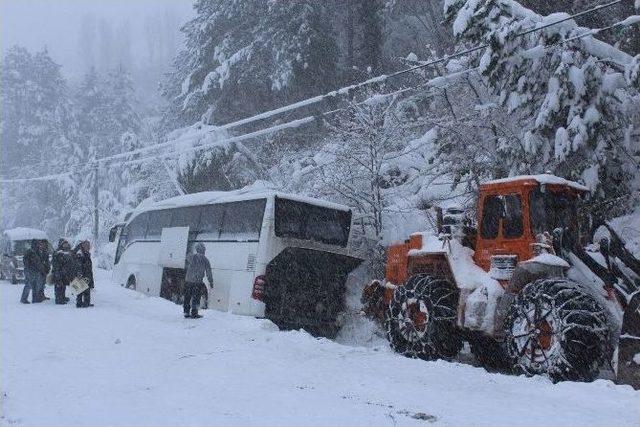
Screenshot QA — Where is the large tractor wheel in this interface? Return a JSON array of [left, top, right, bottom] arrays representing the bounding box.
[[385, 274, 462, 360], [504, 277, 611, 382]]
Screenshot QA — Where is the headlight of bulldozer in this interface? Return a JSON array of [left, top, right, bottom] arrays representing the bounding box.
[[489, 255, 518, 280]]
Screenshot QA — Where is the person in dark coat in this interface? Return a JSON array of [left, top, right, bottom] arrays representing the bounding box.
[[183, 242, 213, 319], [35, 240, 50, 302], [20, 240, 41, 304], [74, 240, 94, 308], [51, 239, 75, 305]]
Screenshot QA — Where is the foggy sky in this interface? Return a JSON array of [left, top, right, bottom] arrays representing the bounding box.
[[0, 0, 193, 79]]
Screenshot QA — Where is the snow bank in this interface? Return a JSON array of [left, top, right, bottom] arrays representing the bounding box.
[[2, 270, 638, 426], [3, 227, 48, 241]]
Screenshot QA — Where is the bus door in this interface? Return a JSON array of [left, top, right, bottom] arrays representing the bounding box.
[[155, 227, 189, 297], [158, 227, 189, 268]]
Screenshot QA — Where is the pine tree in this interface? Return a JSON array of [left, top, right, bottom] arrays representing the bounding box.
[[161, 0, 339, 129], [442, 0, 640, 213], [313, 90, 410, 241], [0, 46, 81, 238], [1, 46, 79, 171]]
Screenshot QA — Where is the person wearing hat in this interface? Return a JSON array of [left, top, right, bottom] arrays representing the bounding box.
[[74, 240, 94, 308], [183, 242, 214, 319], [51, 239, 75, 304]]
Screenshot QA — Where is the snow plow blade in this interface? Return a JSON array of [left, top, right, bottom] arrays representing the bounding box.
[[601, 224, 640, 389], [617, 292, 640, 389], [571, 224, 640, 388]]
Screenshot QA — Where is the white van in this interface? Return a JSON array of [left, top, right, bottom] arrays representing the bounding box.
[[110, 188, 361, 337], [1, 228, 49, 283]]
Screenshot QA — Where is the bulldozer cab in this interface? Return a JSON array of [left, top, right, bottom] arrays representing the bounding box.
[[473, 175, 589, 272]]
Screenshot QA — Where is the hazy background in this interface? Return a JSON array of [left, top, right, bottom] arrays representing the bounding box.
[[1, 0, 193, 105]]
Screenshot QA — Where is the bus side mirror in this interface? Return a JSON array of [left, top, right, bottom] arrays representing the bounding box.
[[109, 225, 121, 243]]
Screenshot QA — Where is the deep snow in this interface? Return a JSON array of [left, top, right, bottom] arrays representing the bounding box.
[[2, 270, 639, 427]]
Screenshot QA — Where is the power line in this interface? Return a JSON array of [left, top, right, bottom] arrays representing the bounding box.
[[74, 13, 640, 171], [0, 171, 72, 184], [107, 14, 640, 172], [0, 83, 431, 183], [92, 0, 628, 165], [0, 0, 633, 184], [114, 82, 437, 168]]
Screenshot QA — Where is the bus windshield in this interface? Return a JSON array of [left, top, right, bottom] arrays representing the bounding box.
[[274, 197, 351, 247]]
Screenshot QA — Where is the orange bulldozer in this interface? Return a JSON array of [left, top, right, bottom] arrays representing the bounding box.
[[362, 174, 639, 387]]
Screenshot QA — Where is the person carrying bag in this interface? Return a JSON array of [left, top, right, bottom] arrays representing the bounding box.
[[73, 240, 94, 308]]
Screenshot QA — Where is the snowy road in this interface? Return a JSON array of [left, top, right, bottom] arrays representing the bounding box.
[[2, 270, 639, 427]]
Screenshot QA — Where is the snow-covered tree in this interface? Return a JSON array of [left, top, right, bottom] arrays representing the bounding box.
[[161, 0, 339, 129], [65, 63, 152, 253], [441, 0, 640, 213], [311, 91, 412, 242], [1, 46, 79, 171], [0, 46, 82, 239], [75, 65, 140, 158]]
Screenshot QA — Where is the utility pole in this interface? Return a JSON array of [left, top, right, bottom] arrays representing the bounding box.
[[93, 162, 99, 250]]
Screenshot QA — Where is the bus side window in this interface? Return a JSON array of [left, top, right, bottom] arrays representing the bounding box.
[[146, 210, 173, 239], [170, 206, 203, 240], [219, 200, 266, 241], [199, 205, 224, 240]]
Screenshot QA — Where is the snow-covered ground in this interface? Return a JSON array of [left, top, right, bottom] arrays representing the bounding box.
[[2, 270, 639, 427]]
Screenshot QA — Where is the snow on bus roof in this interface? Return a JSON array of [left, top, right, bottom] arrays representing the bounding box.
[[481, 174, 589, 191], [131, 182, 351, 218], [3, 227, 48, 241]]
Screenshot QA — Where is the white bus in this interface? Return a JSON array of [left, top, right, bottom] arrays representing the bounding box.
[[110, 188, 361, 337]]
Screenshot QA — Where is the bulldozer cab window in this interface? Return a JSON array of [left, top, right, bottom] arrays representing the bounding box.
[[529, 189, 579, 242], [481, 196, 502, 239], [481, 194, 523, 239], [503, 194, 523, 238]]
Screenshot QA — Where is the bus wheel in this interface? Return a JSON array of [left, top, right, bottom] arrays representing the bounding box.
[[126, 275, 136, 290]]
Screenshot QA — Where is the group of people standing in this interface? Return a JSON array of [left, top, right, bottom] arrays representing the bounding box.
[[21, 237, 212, 317], [21, 238, 94, 308]]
